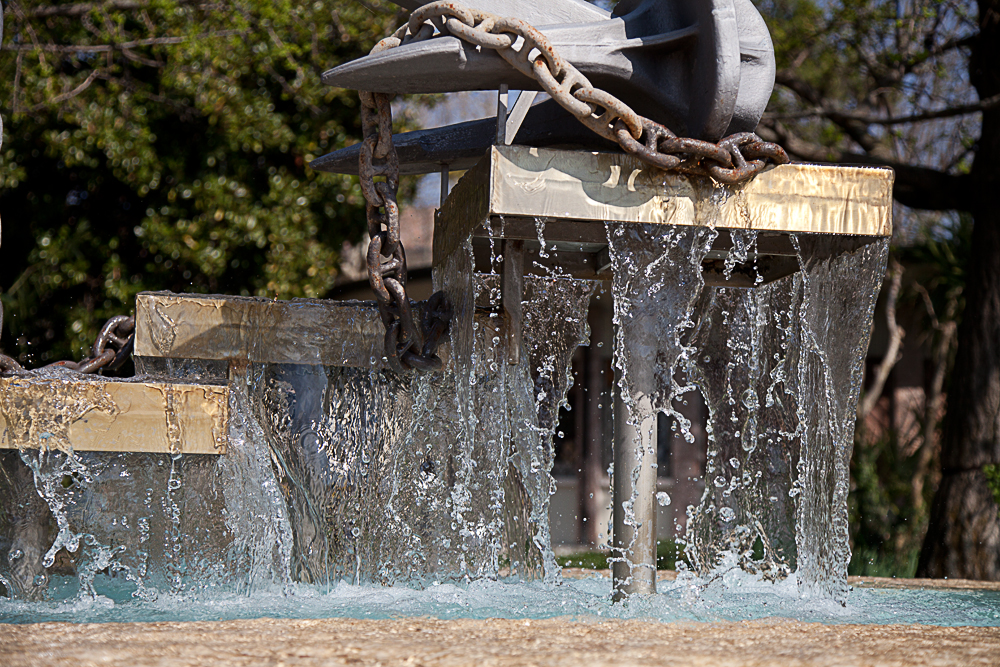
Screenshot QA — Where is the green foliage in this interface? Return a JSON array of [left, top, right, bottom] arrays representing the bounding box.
[[759, 0, 978, 185], [555, 540, 683, 571], [847, 432, 925, 578], [848, 219, 970, 579], [0, 0, 409, 366], [898, 213, 971, 328], [555, 550, 608, 571], [984, 465, 1000, 513]]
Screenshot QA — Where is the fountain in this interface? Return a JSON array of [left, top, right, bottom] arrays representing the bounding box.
[[1, 1, 998, 664]]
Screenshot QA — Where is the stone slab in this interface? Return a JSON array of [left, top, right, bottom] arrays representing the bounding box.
[[134, 292, 385, 367], [0, 375, 228, 455], [435, 145, 893, 267]]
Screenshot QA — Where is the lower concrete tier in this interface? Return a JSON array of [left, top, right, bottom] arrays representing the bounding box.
[[3, 615, 997, 667]]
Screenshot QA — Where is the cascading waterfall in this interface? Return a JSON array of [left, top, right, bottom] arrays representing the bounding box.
[[0, 229, 594, 601]]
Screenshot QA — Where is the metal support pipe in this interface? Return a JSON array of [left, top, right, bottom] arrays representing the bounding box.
[[500, 239, 524, 366], [612, 363, 657, 601], [439, 165, 450, 207], [502, 90, 538, 145], [496, 84, 509, 144]]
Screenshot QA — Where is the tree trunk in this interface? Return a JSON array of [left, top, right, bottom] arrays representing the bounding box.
[[917, 0, 1000, 578]]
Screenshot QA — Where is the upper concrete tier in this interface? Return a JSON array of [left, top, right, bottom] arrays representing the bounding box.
[[434, 145, 893, 266]]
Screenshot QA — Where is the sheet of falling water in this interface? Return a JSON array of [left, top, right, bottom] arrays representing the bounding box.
[[607, 220, 888, 604]]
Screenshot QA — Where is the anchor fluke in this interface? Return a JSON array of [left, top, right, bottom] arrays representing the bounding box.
[[320, 0, 774, 142]]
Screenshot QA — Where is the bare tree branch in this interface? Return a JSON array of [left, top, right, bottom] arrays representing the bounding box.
[[27, 68, 102, 112], [22, 1, 204, 18], [120, 46, 164, 68], [0, 31, 241, 53], [904, 33, 978, 72], [764, 92, 1000, 126], [12, 49, 23, 115], [7, 1, 50, 68], [912, 283, 960, 512], [774, 71, 882, 152], [26, 1, 144, 17], [859, 257, 905, 420]]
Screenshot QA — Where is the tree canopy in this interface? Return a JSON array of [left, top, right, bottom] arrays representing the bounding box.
[[759, 0, 982, 220], [0, 0, 405, 366]]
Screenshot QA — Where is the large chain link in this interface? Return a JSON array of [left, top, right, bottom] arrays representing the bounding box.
[[0, 315, 135, 376], [363, 1, 788, 372]]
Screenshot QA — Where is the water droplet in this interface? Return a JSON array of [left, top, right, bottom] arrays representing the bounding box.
[[656, 492, 671, 506], [714, 475, 727, 488], [719, 507, 736, 522], [351, 527, 360, 538], [8, 549, 23, 563], [33, 574, 47, 587], [729, 457, 740, 470]]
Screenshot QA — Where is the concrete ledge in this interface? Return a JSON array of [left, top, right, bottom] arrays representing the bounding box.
[[2, 616, 996, 667], [0, 375, 228, 455], [135, 292, 385, 367], [435, 145, 894, 266]]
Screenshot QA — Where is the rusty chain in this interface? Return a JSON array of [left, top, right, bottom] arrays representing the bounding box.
[[0, 314, 135, 376], [359, 28, 452, 374], [360, 3, 788, 373]]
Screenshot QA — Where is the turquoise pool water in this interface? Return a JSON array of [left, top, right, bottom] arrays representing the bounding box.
[[2, 570, 998, 627]]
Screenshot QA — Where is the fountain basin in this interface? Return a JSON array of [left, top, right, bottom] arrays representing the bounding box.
[[3, 576, 1000, 666]]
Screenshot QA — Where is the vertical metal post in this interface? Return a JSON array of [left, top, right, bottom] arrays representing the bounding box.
[[439, 165, 450, 207], [496, 84, 509, 144], [580, 301, 611, 546], [612, 363, 657, 601], [500, 238, 524, 366]]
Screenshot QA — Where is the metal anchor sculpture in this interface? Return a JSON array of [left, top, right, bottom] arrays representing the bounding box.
[[313, 0, 782, 176], [312, 0, 788, 373]]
